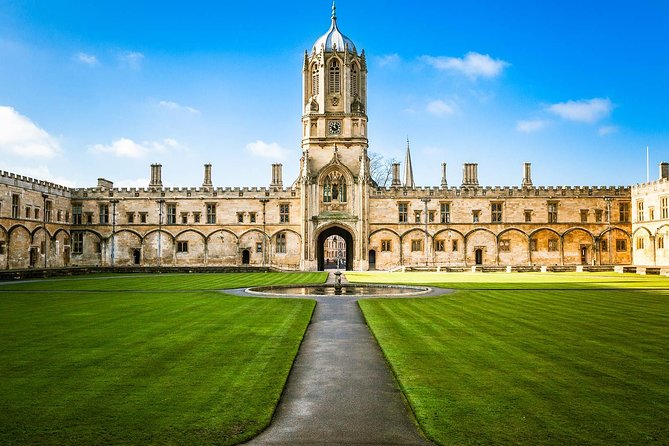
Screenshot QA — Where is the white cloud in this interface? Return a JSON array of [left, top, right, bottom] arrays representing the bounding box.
[[0, 106, 61, 158], [246, 140, 287, 160], [516, 119, 548, 133], [159, 100, 200, 114], [598, 125, 618, 136], [426, 99, 457, 116], [376, 53, 400, 67], [119, 51, 145, 69], [547, 98, 613, 123], [421, 52, 509, 79], [88, 137, 184, 159], [74, 52, 98, 66]]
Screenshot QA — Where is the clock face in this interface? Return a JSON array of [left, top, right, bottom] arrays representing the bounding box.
[[328, 120, 342, 135]]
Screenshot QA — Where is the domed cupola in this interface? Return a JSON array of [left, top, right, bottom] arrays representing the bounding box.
[[312, 2, 357, 54]]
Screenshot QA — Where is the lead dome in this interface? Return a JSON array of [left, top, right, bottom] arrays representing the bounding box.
[[312, 2, 357, 54]]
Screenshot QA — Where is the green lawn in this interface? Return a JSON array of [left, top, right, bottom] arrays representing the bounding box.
[[356, 272, 669, 445], [0, 272, 325, 445]]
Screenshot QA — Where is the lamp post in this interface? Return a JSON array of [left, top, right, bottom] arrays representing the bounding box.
[[157, 199, 165, 268], [42, 193, 48, 269], [110, 199, 119, 268], [259, 198, 270, 267], [605, 197, 612, 265], [420, 197, 431, 266]]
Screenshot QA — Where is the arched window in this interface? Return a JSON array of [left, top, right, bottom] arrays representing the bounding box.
[[312, 64, 319, 96], [323, 171, 347, 203], [329, 59, 340, 94], [350, 64, 358, 96]]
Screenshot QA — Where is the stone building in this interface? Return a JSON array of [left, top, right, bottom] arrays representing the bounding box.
[[0, 5, 639, 271], [630, 163, 669, 266]]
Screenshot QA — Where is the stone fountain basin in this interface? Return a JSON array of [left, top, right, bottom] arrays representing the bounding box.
[[245, 284, 431, 297]]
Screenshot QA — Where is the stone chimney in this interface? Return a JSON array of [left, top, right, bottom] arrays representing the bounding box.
[[149, 163, 163, 187], [271, 163, 283, 187], [203, 164, 212, 187], [660, 162, 669, 180], [441, 163, 448, 188], [462, 163, 479, 186], [391, 162, 401, 186], [522, 162, 533, 187], [97, 178, 113, 189]]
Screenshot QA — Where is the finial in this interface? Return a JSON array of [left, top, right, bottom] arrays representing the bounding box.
[[332, 0, 337, 20], [407, 136, 410, 147]]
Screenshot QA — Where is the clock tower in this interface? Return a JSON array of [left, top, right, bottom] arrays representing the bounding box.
[[298, 2, 371, 270]]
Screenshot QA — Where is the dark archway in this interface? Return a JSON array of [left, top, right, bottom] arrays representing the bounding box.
[[475, 248, 483, 265], [242, 249, 250, 265], [317, 226, 353, 271], [369, 249, 376, 270]]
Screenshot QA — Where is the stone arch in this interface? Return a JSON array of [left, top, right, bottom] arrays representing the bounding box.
[[433, 228, 466, 266], [598, 227, 632, 265], [239, 229, 267, 266], [142, 229, 176, 266], [632, 226, 653, 238], [369, 228, 401, 270], [7, 224, 30, 269], [562, 227, 595, 265], [174, 229, 205, 266], [497, 227, 530, 266], [465, 228, 497, 266], [400, 227, 432, 266], [30, 226, 52, 240], [529, 228, 562, 265], [112, 229, 143, 266], [316, 224, 354, 270], [206, 229, 239, 266], [271, 229, 301, 269]]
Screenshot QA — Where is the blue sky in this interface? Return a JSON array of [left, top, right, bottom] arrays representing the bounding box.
[[1, 0, 668, 188]]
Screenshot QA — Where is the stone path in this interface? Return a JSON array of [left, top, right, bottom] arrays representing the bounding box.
[[245, 272, 432, 445]]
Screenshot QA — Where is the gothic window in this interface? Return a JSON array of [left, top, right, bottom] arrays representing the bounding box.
[[323, 172, 347, 203], [99, 204, 109, 224], [276, 232, 287, 253], [595, 209, 603, 222], [580, 209, 588, 223], [616, 239, 627, 252], [127, 212, 135, 224], [659, 236, 665, 249], [601, 239, 608, 252], [312, 64, 319, 95], [435, 240, 445, 252], [398, 203, 408, 223], [547, 202, 558, 223], [440, 203, 450, 223], [45, 201, 52, 222], [619, 202, 630, 222], [637, 200, 644, 221], [11, 194, 19, 218], [411, 239, 423, 252], [72, 205, 83, 225], [499, 239, 510, 252], [381, 240, 391, 251], [328, 59, 340, 94], [177, 241, 188, 253], [548, 238, 559, 252], [206, 204, 216, 224], [167, 204, 176, 224], [636, 237, 645, 250], [661, 197, 668, 219], [350, 64, 358, 96], [280, 204, 290, 223], [72, 231, 84, 254], [491, 202, 503, 223]]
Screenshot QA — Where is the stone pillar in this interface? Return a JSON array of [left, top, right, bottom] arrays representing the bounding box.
[[203, 164, 212, 187], [271, 163, 283, 187], [659, 162, 669, 180], [149, 164, 163, 187], [441, 163, 448, 187], [391, 162, 401, 186], [522, 162, 533, 187], [462, 163, 479, 186]]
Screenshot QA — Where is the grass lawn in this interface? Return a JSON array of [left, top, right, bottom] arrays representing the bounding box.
[[0, 272, 325, 445], [355, 272, 669, 445]]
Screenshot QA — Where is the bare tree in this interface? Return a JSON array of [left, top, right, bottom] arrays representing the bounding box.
[[369, 152, 397, 187]]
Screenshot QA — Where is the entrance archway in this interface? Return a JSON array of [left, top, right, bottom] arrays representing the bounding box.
[[369, 250, 376, 270], [317, 226, 353, 271], [242, 249, 250, 265], [475, 248, 483, 265]]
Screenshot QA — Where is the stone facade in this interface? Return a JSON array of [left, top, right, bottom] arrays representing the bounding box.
[[0, 7, 639, 271], [630, 163, 669, 266]]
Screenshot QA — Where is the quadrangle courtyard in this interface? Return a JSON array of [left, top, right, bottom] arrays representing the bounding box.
[[0, 271, 667, 445]]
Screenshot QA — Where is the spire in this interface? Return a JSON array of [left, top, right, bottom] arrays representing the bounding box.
[[332, 0, 337, 20], [403, 137, 415, 188]]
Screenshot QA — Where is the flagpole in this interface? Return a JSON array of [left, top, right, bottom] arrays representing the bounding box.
[[647, 145, 650, 182]]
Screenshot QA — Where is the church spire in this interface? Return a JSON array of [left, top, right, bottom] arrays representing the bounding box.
[[403, 137, 415, 188], [332, 0, 337, 20]]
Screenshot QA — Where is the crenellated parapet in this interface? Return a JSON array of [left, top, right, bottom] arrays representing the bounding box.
[[70, 185, 300, 200], [371, 185, 631, 199], [0, 170, 72, 197]]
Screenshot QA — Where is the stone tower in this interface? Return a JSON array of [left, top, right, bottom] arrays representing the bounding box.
[[298, 2, 370, 270]]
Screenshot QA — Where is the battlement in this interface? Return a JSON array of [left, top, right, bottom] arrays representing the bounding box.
[[0, 170, 72, 196], [70, 185, 300, 199], [372, 184, 631, 199], [632, 177, 669, 192]]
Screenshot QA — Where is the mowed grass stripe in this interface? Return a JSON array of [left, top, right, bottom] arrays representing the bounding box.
[[0, 271, 327, 291], [0, 283, 316, 446], [360, 287, 669, 445]]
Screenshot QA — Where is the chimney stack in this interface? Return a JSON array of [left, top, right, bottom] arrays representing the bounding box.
[[462, 163, 479, 186], [149, 163, 163, 187], [391, 162, 401, 186], [203, 163, 212, 187], [97, 178, 113, 189], [441, 163, 448, 188], [271, 163, 283, 187], [522, 162, 533, 187], [660, 162, 669, 181]]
